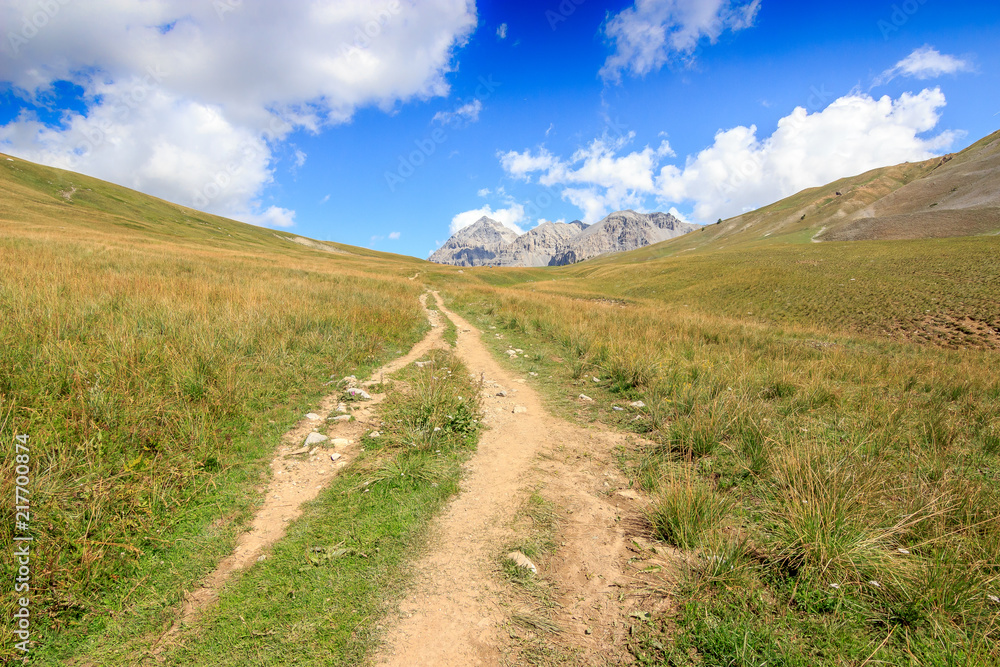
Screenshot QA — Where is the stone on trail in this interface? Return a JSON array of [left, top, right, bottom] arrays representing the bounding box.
[[506, 551, 537, 574], [513, 406, 528, 414], [630, 400, 646, 408], [305, 413, 321, 420], [579, 394, 594, 402], [496, 390, 507, 397], [332, 438, 351, 447], [347, 388, 372, 400], [414, 360, 432, 368], [305, 432, 329, 447], [336, 403, 349, 413], [286, 446, 310, 457], [330, 415, 351, 422], [330, 453, 342, 462]]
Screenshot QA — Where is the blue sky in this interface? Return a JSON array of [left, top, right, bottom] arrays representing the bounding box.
[[1, 0, 998, 259]]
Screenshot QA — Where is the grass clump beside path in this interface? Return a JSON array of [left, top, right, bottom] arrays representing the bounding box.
[[152, 348, 482, 666]]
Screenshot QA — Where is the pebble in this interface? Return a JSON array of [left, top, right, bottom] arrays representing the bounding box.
[[506, 551, 537, 574], [579, 394, 594, 402], [347, 388, 371, 400], [330, 415, 351, 422], [613, 406, 624, 411], [630, 400, 646, 408], [370, 431, 381, 438], [330, 453, 342, 462], [332, 438, 351, 447], [513, 406, 528, 414], [305, 413, 321, 420], [496, 391, 507, 397], [304, 432, 329, 446]]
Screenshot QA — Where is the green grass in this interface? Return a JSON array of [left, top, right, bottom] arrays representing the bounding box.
[[0, 159, 431, 662], [3, 148, 1000, 665], [440, 246, 1000, 665], [137, 349, 482, 666]]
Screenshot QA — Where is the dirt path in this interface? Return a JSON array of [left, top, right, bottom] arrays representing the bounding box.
[[376, 293, 662, 666], [151, 294, 448, 657]]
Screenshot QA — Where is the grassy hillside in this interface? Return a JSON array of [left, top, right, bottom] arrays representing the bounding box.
[[0, 155, 433, 662]]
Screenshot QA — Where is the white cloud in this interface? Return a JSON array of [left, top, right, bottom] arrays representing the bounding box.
[[0, 0, 477, 227], [476, 187, 491, 197], [656, 88, 960, 222], [499, 88, 959, 224], [667, 207, 691, 224], [875, 46, 973, 86], [499, 133, 669, 222], [249, 206, 296, 229], [432, 99, 483, 126], [388, 231, 401, 240], [320, 194, 331, 204], [294, 149, 307, 168], [450, 204, 526, 234], [601, 0, 761, 83], [497, 23, 508, 39]]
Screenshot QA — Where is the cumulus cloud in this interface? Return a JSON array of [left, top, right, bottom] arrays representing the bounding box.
[[657, 88, 959, 221], [500, 89, 959, 224], [497, 23, 508, 39], [601, 0, 761, 82], [388, 231, 401, 240], [0, 0, 477, 226], [875, 46, 974, 86], [499, 133, 673, 222], [450, 204, 526, 234], [433, 99, 483, 126]]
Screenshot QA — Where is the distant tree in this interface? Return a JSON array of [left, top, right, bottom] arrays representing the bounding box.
[[716, 218, 722, 225]]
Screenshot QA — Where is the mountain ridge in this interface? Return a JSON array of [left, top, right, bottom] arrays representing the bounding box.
[[429, 209, 698, 267]]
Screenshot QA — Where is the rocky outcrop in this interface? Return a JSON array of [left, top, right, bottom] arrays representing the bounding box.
[[549, 210, 697, 265], [504, 220, 589, 266]]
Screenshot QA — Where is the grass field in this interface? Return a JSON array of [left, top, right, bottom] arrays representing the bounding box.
[[432, 232, 1000, 664], [0, 155, 439, 662], [2, 150, 999, 665]]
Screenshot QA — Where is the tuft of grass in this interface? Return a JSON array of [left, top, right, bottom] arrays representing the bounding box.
[[646, 472, 734, 550], [762, 446, 916, 586]]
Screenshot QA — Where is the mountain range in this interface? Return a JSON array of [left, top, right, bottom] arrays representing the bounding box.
[[429, 210, 698, 267]]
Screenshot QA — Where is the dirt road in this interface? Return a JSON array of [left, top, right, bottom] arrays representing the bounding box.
[[376, 293, 658, 666]]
